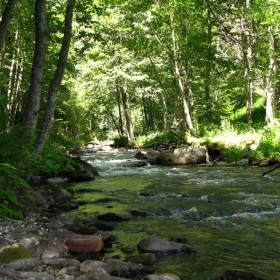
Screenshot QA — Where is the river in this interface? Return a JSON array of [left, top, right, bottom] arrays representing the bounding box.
[[71, 149, 280, 280]]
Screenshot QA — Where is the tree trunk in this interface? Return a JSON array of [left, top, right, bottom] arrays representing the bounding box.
[[205, 6, 212, 122], [23, 0, 47, 135], [34, 0, 76, 158], [241, 0, 253, 126], [117, 82, 136, 145], [0, 0, 17, 66], [148, 57, 168, 129], [265, 27, 276, 125], [168, 0, 194, 133], [116, 89, 124, 137]]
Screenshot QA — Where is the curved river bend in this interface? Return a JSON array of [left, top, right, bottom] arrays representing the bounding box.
[[71, 149, 280, 280]]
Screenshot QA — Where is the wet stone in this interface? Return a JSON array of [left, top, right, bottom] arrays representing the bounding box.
[[0, 267, 16, 279], [144, 273, 181, 280], [137, 236, 196, 255], [97, 212, 132, 222], [124, 253, 156, 266], [105, 258, 155, 278], [7, 257, 41, 270], [121, 246, 136, 254], [18, 271, 55, 280], [79, 260, 106, 273], [223, 269, 266, 280]]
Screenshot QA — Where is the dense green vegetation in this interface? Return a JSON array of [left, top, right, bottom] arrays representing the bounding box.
[[0, 0, 279, 218]]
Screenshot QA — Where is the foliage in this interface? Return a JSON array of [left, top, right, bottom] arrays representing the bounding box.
[[113, 136, 129, 147], [0, 163, 30, 220], [254, 123, 280, 159], [140, 131, 183, 148], [220, 147, 244, 162], [0, 246, 31, 263], [35, 147, 78, 176]]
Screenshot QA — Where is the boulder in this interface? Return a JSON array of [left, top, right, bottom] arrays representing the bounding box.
[[58, 158, 99, 182], [137, 236, 195, 255], [155, 146, 206, 165], [65, 235, 104, 253], [48, 184, 73, 204]]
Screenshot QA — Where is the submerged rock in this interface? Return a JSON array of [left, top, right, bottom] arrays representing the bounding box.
[[223, 269, 266, 280], [124, 253, 156, 266], [97, 212, 132, 222], [137, 236, 196, 255]]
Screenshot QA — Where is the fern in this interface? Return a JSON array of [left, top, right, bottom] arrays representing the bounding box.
[[0, 204, 24, 220], [0, 163, 30, 220]]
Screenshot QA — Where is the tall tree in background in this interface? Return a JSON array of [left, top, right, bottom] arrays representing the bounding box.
[[23, 0, 47, 136], [0, 0, 17, 65], [34, 0, 76, 158]]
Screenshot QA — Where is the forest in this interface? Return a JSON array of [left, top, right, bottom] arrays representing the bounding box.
[[0, 0, 280, 217]]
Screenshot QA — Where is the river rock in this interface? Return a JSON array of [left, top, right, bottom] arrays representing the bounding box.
[[97, 212, 132, 222], [0, 267, 16, 279], [7, 257, 41, 270], [124, 253, 156, 265], [80, 260, 106, 273], [137, 236, 196, 254], [223, 269, 265, 280], [48, 184, 73, 204], [105, 258, 154, 278], [144, 274, 181, 280], [65, 235, 104, 253], [51, 212, 76, 227], [58, 158, 98, 182], [155, 145, 206, 165], [84, 267, 123, 280], [18, 271, 55, 280]]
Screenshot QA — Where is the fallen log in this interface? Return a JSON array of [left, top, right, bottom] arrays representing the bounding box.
[[262, 163, 280, 176]]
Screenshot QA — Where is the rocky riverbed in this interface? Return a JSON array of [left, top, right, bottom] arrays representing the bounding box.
[[0, 211, 186, 280], [0, 143, 271, 279], [0, 212, 265, 280]]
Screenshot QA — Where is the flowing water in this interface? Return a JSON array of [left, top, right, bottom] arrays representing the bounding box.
[[71, 149, 280, 279]]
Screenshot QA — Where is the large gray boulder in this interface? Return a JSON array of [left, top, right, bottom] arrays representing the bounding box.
[[155, 145, 206, 165]]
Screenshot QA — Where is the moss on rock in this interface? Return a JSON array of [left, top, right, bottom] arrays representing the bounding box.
[[0, 246, 31, 263]]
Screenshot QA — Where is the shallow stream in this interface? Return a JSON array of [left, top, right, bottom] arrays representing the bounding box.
[[71, 149, 280, 279]]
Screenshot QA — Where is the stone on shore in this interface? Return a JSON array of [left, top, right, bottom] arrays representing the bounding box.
[[65, 235, 104, 253], [7, 257, 41, 270]]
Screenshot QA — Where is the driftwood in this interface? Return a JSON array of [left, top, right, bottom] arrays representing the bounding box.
[[262, 163, 280, 176]]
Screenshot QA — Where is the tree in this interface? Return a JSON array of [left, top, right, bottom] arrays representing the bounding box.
[[34, 0, 76, 158], [23, 0, 47, 135], [0, 0, 17, 64]]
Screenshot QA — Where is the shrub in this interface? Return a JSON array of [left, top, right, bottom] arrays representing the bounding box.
[[113, 136, 129, 147]]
